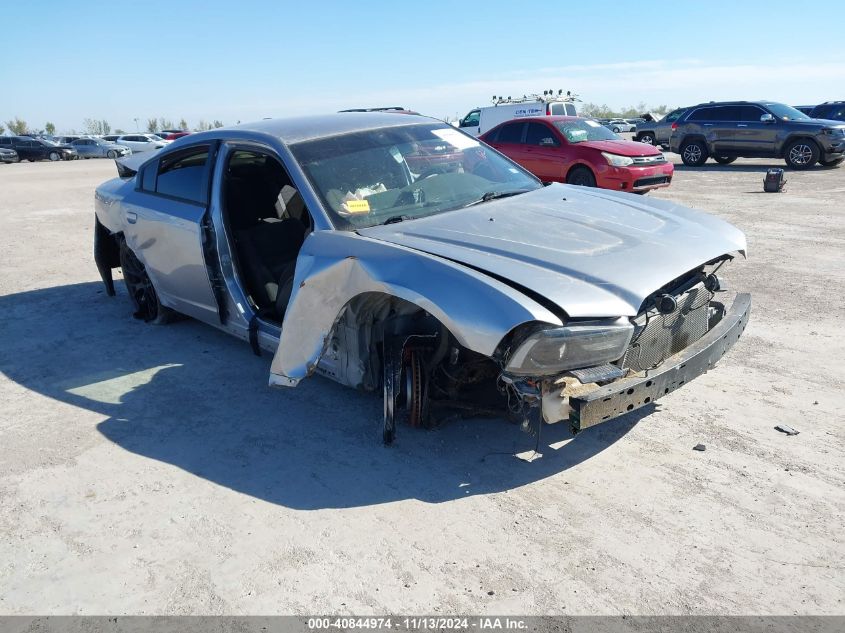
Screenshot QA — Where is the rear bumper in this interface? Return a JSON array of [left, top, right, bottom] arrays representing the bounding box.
[[559, 293, 751, 431]]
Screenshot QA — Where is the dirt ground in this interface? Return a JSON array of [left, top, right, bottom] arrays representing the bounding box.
[[0, 154, 842, 616]]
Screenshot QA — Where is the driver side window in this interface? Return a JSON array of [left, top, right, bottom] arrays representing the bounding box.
[[525, 123, 558, 146], [461, 110, 480, 127]]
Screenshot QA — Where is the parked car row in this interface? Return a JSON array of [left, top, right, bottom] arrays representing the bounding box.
[[0, 131, 182, 163], [0, 136, 78, 161]]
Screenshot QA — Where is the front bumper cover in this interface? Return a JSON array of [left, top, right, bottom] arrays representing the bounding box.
[[567, 293, 751, 431]]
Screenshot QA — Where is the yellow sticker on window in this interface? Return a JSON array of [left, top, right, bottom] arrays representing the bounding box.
[[344, 199, 371, 214]]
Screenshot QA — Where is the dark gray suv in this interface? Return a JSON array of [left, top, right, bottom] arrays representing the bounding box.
[[669, 101, 845, 169]]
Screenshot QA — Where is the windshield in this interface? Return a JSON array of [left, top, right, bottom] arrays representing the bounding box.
[[40, 139, 58, 146], [554, 120, 619, 143], [764, 103, 810, 121], [290, 123, 541, 230]]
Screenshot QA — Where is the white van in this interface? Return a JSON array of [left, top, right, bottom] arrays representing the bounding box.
[[457, 94, 579, 136]]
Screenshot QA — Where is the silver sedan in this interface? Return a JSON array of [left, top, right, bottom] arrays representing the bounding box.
[[93, 114, 750, 444], [71, 138, 132, 159]]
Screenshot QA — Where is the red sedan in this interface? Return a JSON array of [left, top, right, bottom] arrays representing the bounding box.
[[480, 116, 673, 193]]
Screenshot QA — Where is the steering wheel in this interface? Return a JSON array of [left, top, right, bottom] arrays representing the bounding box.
[[417, 165, 450, 180]]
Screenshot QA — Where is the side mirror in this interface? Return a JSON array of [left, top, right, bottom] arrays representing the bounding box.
[[760, 113, 775, 123]]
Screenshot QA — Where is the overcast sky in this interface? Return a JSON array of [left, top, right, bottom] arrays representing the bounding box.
[[3, 0, 843, 132]]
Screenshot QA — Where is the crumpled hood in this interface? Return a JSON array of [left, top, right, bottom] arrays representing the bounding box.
[[359, 184, 746, 318], [577, 139, 663, 156]]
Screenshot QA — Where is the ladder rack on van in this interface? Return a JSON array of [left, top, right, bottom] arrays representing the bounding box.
[[491, 90, 581, 106]]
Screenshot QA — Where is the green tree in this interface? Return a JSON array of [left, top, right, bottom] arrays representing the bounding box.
[[147, 118, 158, 133], [179, 118, 188, 131], [0, 123, 5, 135], [114, 128, 125, 135], [45, 122, 56, 135], [212, 119, 224, 128], [5, 117, 28, 135]]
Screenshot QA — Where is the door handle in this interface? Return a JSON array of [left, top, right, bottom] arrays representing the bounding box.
[[703, 123, 714, 126], [737, 124, 748, 127], [126, 211, 138, 224]]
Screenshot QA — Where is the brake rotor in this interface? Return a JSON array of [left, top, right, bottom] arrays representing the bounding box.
[[404, 349, 433, 429]]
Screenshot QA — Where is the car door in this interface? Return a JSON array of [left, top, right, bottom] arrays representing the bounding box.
[[706, 106, 742, 153], [120, 143, 222, 322], [73, 139, 91, 157], [521, 122, 565, 182], [486, 121, 527, 167], [121, 135, 144, 152], [734, 105, 776, 155]]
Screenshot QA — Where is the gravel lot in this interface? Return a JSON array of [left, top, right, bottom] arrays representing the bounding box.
[[0, 155, 843, 615]]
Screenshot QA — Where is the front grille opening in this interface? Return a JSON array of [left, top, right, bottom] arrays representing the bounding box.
[[621, 282, 714, 372]]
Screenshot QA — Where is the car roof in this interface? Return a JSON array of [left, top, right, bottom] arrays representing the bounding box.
[[687, 100, 783, 108], [197, 112, 438, 145]]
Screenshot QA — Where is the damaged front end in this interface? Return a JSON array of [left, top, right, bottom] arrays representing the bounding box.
[[500, 262, 751, 433]]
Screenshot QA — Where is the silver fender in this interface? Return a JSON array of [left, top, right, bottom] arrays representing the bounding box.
[[269, 231, 562, 387]]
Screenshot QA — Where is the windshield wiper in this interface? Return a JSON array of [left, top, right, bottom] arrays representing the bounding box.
[[381, 215, 411, 225], [463, 190, 528, 208]]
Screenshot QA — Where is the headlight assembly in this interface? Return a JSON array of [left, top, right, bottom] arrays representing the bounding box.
[[601, 152, 635, 167], [505, 319, 634, 376]]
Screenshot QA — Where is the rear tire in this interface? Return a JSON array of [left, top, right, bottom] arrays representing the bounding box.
[[713, 156, 737, 165], [118, 239, 175, 324], [784, 139, 819, 169], [566, 166, 597, 187], [680, 139, 708, 166]]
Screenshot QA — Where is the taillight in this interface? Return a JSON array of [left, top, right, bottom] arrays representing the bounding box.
[[546, 105, 551, 115], [671, 123, 677, 130]]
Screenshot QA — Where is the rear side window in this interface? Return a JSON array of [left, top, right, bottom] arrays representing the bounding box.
[[497, 122, 524, 144], [549, 103, 566, 115], [154, 146, 210, 204], [713, 106, 741, 121], [687, 108, 713, 122]]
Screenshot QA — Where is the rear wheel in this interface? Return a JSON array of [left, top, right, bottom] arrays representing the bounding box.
[[119, 239, 174, 324], [784, 139, 819, 169], [566, 166, 597, 187], [713, 156, 737, 165], [680, 139, 708, 166]]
